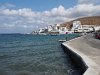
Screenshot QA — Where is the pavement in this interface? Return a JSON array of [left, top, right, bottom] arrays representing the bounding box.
[[62, 33, 100, 75]]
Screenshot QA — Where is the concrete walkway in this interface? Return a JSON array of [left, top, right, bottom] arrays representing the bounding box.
[[62, 33, 100, 75]]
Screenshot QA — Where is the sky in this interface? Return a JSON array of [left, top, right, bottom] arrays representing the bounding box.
[[0, 0, 100, 33]]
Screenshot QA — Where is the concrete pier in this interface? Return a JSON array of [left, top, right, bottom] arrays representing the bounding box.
[[62, 33, 100, 75]]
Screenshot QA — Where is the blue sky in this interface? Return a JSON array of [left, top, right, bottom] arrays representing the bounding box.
[[0, 0, 77, 11], [0, 0, 100, 33]]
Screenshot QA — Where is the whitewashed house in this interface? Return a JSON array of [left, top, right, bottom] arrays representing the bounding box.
[[48, 25, 53, 32], [94, 26, 100, 31], [59, 27, 69, 34], [38, 28, 45, 33], [71, 21, 83, 33], [47, 24, 70, 34], [72, 21, 95, 33]]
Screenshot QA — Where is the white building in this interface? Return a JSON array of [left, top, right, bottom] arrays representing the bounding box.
[[59, 27, 69, 34], [48, 25, 53, 31], [38, 28, 45, 33], [72, 21, 81, 31], [72, 21, 96, 33], [47, 24, 71, 34], [52, 24, 60, 31], [94, 26, 100, 31]]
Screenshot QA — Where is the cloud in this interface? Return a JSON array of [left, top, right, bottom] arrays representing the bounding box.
[[0, 3, 15, 9], [78, 0, 100, 4], [0, 8, 36, 17], [66, 4, 100, 18], [0, 2, 100, 33]]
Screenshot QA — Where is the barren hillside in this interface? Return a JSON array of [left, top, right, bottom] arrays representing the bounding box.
[[61, 16, 100, 29]]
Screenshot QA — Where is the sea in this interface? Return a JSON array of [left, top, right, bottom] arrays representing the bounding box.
[[0, 34, 82, 75]]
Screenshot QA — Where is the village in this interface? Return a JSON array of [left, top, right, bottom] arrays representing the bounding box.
[[31, 20, 100, 35]]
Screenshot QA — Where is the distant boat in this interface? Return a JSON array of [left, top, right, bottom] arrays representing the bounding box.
[[49, 34, 59, 36], [38, 33, 47, 35], [58, 40, 66, 42]]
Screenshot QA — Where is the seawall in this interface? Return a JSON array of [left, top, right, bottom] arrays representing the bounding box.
[[61, 33, 100, 75]]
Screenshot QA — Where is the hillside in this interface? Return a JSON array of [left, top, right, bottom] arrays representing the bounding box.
[[61, 16, 100, 29]]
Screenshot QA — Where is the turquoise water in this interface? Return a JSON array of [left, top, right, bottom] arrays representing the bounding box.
[[0, 34, 82, 75]]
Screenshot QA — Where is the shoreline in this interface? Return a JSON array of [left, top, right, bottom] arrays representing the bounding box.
[[61, 34, 100, 75]]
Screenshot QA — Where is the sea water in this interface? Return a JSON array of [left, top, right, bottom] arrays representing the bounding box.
[[0, 34, 82, 75]]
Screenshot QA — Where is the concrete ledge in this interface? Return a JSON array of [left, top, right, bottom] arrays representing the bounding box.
[[61, 35, 100, 75]]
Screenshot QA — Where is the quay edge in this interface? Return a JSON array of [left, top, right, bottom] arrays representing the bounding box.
[[61, 34, 100, 75]]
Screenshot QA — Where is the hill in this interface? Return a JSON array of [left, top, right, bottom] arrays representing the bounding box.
[[61, 16, 100, 29]]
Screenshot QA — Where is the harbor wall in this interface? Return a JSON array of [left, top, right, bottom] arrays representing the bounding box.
[[61, 44, 87, 74], [61, 35, 100, 75]]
